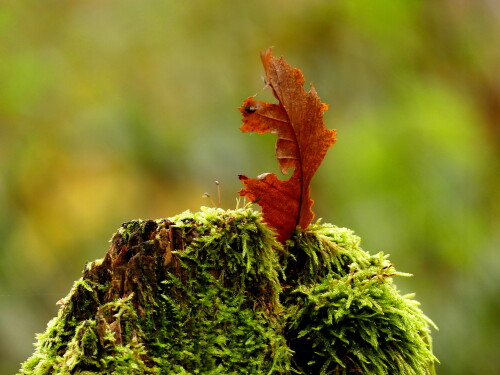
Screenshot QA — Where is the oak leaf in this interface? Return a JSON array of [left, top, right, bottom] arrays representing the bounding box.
[[238, 48, 336, 243]]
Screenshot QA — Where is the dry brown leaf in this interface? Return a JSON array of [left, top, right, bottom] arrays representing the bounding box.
[[238, 48, 336, 243]]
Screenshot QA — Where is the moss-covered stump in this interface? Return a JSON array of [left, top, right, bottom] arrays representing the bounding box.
[[19, 208, 436, 374]]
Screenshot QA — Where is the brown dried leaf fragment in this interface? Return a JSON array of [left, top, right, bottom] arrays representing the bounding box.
[[238, 48, 336, 243]]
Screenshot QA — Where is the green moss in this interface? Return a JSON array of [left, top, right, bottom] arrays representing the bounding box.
[[19, 208, 436, 374], [283, 225, 437, 374]]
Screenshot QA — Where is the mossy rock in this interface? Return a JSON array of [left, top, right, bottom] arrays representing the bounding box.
[[19, 208, 436, 374]]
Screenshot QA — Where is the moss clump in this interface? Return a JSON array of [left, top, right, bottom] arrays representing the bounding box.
[[283, 225, 437, 374], [19, 208, 436, 374]]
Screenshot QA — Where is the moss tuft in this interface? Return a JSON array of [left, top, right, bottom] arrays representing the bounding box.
[[19, 208, 436, 374], [283, 225, 437, 374]]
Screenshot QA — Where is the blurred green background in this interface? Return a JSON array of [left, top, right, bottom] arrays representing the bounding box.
[[1, 0, 499, 373]]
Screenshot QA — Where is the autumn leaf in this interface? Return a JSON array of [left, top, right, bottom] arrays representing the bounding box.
[[238, 48, 336, 243]]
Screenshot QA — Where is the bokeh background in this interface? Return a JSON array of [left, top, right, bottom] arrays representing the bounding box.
[[1, 1, 499, 373]]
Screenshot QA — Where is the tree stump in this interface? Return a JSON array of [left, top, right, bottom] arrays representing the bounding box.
[[19, 208, 436, 374]]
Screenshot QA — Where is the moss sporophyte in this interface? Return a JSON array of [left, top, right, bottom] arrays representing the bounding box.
[[19, 207, 437, 374]]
